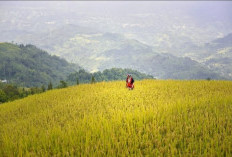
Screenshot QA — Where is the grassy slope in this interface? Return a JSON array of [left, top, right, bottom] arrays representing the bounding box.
[[0, 80, 232, 156]]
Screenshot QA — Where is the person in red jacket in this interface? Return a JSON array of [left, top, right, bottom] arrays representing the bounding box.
[[126, 74, 134, 90], [126, 74, 129, 87]]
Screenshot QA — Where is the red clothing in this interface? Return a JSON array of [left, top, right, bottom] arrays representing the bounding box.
[[126, 77, 134, 89]]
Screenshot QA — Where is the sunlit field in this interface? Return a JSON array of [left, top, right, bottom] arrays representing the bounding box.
[[0, 80, 232, 156]]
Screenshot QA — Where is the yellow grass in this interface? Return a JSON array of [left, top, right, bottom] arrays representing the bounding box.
[[0, 80, 232, 156]]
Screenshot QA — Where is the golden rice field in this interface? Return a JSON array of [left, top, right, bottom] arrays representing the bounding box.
[[0, 80, 232, 156]]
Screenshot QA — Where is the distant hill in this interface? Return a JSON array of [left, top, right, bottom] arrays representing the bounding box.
[[197, 33, 232, 59], [1, 24, 228, 80], [0, 43, 81, 87], [15, 24, 223, 80], [137, 53, 225, 80], [155, 33, 232, 80], [194, 33, 232, 79], [66, 68, 154, 85], [0, 4, 232, 80]]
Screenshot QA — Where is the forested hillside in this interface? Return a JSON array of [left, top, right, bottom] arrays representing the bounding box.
[[0, 43, 80, 87], [67, 68, 154, 85]]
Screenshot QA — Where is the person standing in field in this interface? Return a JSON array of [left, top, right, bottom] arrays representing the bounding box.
[[126, 74, 134, 90], [126, 74, 130, 87]]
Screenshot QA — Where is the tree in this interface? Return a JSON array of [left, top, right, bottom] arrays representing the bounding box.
[[3, 85, 20, 101], [41, 85, 46, 92], [30, 87, 41, 95], [19, 87, 28, 98], [48, 81, 53, 90], [58, 80, 68, 88], [91, 76, 96, 84], [0, 90, 7, 103], [76, 78, 79, 85]]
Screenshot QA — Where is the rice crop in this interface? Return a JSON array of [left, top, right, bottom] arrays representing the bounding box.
[[0, 80, 231, 156]]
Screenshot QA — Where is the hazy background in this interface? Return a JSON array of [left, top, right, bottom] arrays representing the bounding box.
[[1, 1, 232, 79]]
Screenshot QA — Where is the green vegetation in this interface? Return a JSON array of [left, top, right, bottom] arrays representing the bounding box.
[[0, 90, 7, 103], [91, 76, 96, 84], [0, 80, 231, 156], [66, 68, 154, 85], [47, 82, 53, 90], [76, 78, 79, 85], [144, 54, 225, 79], [0, 47, 154, 102], [57, 80, 68, 89], [0, 42, 80, 87], [0, 82, 46, 104]]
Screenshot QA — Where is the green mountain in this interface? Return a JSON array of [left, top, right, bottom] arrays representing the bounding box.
[[67, 68, 154, 85], [138, 53, 225, 80], [0, 43, 81, 87]]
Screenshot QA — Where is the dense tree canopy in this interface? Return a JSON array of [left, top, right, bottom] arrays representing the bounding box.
[[0, 43, 81, 87], [66, 68, 154, 85]]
